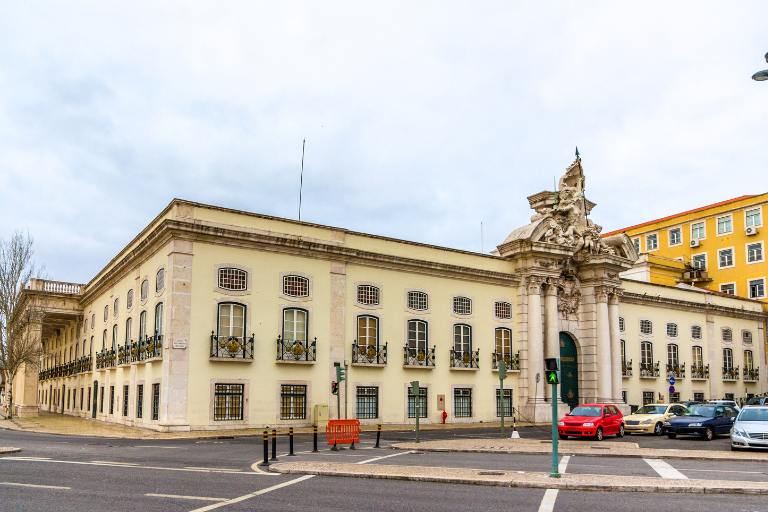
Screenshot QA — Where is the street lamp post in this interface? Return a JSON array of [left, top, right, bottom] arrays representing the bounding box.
[[752, 52, 768, 82]]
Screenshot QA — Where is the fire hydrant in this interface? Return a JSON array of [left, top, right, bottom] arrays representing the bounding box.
[[441, 410, 448, 424]]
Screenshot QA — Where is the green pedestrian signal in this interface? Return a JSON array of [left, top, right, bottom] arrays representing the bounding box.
[[545, 370, 559, 384], [336, 365, 346, 382]]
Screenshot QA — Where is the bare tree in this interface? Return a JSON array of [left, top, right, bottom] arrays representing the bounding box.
[[0, 232, 41, 419]]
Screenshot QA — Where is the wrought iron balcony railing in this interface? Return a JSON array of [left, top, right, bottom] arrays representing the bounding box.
[[639, 361, 660, 378], [96, 348, 116, 369], [403, 345, 436, 367], [722, 366, 740, 381], [450, 348, 479, 369], [211, 333, 255, 359], [622, 359, 633, 377], [666, 363, 685, 379], [491, 351, 520, 371], [352, 341, 387, 365], [690, 364, 709, 380], [118, 345, 130, 365], [276, 336, 316, 362], [744, 367, 760, 382]]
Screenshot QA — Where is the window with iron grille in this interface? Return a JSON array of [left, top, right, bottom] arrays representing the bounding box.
[[407, 387, 427, 418], [496, 388, 512, 417], [494, 301, 512, 319], [280, 385, 307, 420], [722, 328, 733, 342], [152, 383, 160, 420], [742, 330, 753, 344], [136, 384, 143, 419], [155, 268, 165, 292], [356, 386, 378, 419], [669, 392, 680, 403], [666, 323, 678, 337], [283, 275, 309, 297], [214, 383, 244, 421], [218, 268, 248, 291], [357, 285, 380, 305], [640, 320, 652, 335], [453, 388, 472, 418], [642, 391, 654, 405], [691, 325, 702, 339], [693, 392, 705, 402], [407, 291, 428, 311], [127, 289, 134, 310], [109, 386, 115, 415], [453, 296, 472, 315], [619, 317, 625, 332], [140, 280, 149, 301], [123, 385, 129, 417]]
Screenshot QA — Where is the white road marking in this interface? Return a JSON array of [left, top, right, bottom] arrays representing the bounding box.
[[357, 450, 415, 465], [134, 445, 182, 449], [537, 455, 570, 512], [6, 456, 51, 461], [0, 482, 70, 490], [0, 457, 257, 475], [91, 460, 139, 465], [644, 459, 688, 479], [184, 466, 240, 472], [145, 493, 225, 502], [188, 475, 316, 512], [676, 468, 764, 475]]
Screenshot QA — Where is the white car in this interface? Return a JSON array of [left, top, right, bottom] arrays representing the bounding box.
[[731, 406, 768, 450]]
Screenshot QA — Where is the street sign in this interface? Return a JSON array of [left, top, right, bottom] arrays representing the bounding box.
[[669, 385, 675, 394], [668, 375, 675, 386]]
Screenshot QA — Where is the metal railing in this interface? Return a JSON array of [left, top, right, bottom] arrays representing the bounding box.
[[666, 363, 685, 379], [722, 366, 740, 381], [352, 341, 387, 365], [491, 351, 520, 371], [39, 355, 94, 380], [622, 359, 633, 377], [449, 348, 479, 369], [403, 345, 436, 367], [96, 348, 116, 369], [276, 336, 316, 362], [639, 361, 660, 378], [744, 367, 760, 382], [210, 333, 255, 359], [690, 364, 709, 380]]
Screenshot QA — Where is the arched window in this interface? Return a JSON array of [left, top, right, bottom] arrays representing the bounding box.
[[495, 327, 512, 357], [127, 289, 134, 310], [111, 324, 118, 351], [723, 348, 734, 371], [407, 319, 428, 356], [89, 336, 93, 356], [283, 275, 310, 298], [667, 344, 679, 367], [640, 341, 653, 365], [140, 279, 149, 301], [453, 324, 472, 353], [692, 346, 703, 367], [283, 308, 308, 341], [357, 285, 380, 306], [494, 301, 512, 319], [218, 268, 248, 291], [103, 305, 109, 322], [666, 323, 678, 338], [217, 303, 246, 338], [154, 303, 164, 337], [722, 328, 733, 342], [744, 350, 754, 371], [91, 313, 95, 329], [357, 315, 378, 349], [155, 268, 165, 293], [453, 296, 472, 315], [102, 330, 107, 351], [125, 318, 132, 345], [640, 320, 652, 335], [407, 291, 428, 311], [139, 310, 147, 339], [691, 325, 702, 339], [113, 298, 119, 316]]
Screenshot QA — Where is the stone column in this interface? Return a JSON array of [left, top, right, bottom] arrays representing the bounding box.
[[595, 286, 612, 402], [544, 281, 559, 402], [608, 291, 623, 403], [527, 277, 544, 405]]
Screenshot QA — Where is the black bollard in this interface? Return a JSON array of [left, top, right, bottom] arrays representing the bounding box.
[[375, 423, 381, 448], [260, 430, 269, 467], [271, 428, 278, 461], [312, 424, 318, 452], [289, 427, 295, 456]]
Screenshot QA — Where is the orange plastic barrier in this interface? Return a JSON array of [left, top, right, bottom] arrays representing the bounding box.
[[326, 419, 361, 446]]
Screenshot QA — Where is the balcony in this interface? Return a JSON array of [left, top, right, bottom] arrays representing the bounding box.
[[492, 351, 520, 372], [639, 362, 660, 378], [744, 367, 760, 382], [276, 336, 316, 363], [403, 345, 436, 368], [690, 364, 709, 380], [96, 348, 116, 369], [622, 359, 633, 377], [351, 341, 387, 366], [449, 349, 479, 370], [723, 366, 740, 381], [666, 363, 685, 380], [210, 333, 255, 360], [118, 345, 131, 366]]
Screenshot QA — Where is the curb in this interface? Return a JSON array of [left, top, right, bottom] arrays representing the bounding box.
[[0, 448, 22, 454]]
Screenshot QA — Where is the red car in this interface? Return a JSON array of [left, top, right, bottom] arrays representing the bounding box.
[[557, 403, 624, 441]]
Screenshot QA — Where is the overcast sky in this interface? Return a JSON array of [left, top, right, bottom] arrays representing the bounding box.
[[1, 2, 767, 283]]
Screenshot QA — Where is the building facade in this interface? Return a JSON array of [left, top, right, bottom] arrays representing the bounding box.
[[9, 159, 768, 430]]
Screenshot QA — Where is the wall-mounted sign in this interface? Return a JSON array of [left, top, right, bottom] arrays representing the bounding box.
[[173, 338, 187, 349]]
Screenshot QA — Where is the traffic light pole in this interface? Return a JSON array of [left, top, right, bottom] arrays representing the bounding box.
[[344, 361, 349, 419], [498, 359, 506, 437], [550, 380, 560, 478]]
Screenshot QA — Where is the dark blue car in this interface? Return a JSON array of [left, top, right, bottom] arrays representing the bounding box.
[[663, 404, 737, 441]]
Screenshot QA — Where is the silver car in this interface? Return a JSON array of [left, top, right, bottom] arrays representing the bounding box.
[[731, 406, 768, 450]]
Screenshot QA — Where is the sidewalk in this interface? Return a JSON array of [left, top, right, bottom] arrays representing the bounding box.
[[391, 438, 768, 462], [270, 461, 768, 495]]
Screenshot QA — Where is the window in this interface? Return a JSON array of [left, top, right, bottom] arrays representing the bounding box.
[[722, 328, 733, 342], [356, 386, 378, 419], [127, 289, 134, 310], [641, 341, 653, 365], [280, 384, 306, 420], [154, 303, 164, 336], [454, 388, 472, 418], [113, 298, 119, 316], [283, 308, 308, 342], [217, 303, 246, 338], [717, 215, 732, 235], [746, 208, 762, 228], [744, 350, 754, 371], [452, 296, 472, 315], [155, 268, 165, 293], [724, 393, 735, 401], [140, 280, 149, 301], [495, 327, 512, 357], [646, 233, 658, 251], [214, 383, 244, 421], [103, 305, 109, 322], [749, 278, 765, 299], [691, 325, 702, 339], [356, 315, 378, 349], [356, 285, 380, 305], [407, 386, 427, 418], [691, 221, 705, 240], [125, 318, 132, 344], [632, 237, 640, 253], [89, 336, 93, 355], [747, 242, 764, 263], [621, 391, 627, 404], [692, 346, 703, 367], [91, 313, 95, 329], [136, 384, 143, 419], [218, 268, 248, 291], [123, 385, 129, 417], [742, 330, 753, 345], [618, 317, 625, 332], [87, 387, 91, 411], [666, 323, 678, 338], [620, 340, 626, 364], [283, 275, 309, 297], [669, 392, 680, 403], [111, 324, 117, 351], [723, 348, 734, 371], [99, 387, 104, 413], [138, 311, 147, 339], [407, 291, 428, 311], [494, 301, 512, 319], [640, 320, 652, 335], [718, 248, 734, 268], [151, 383, 160, 420], [667, 344, 679, 367], [407, 319, 428, 356], [642, 391, 655, 405], [720, 283, 735, 295], [668, 227, 682, 246], [109, 386, 115, 415], [691, 254, 707, 270], [693, 392, 704, 402]]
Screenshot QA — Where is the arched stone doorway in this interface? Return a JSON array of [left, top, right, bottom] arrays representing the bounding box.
[[559, 332, 579, 409]]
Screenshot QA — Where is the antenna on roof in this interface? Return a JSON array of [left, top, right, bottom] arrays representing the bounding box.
[[298, 138, 306, 221], [575, 146, 580, 158]]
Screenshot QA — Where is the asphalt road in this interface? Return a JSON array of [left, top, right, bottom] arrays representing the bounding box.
[[0, 427, 763, 512]]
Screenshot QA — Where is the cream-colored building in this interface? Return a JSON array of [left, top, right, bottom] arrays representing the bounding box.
[[9, 158, 767, 430]]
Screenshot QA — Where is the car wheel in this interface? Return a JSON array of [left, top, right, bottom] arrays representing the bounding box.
[[617, 424, 625, 438], [667, 433, 677, 439], [594, 427, 604, 441], [654, 422, 663, 436], [730, 445, 740, 451], [704, 428, 714, 441], [559, 434, 568, 440]]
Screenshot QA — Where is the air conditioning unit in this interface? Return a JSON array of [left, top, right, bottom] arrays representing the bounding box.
[[690, 239, 700, 248], [746, 226, 758, 236]]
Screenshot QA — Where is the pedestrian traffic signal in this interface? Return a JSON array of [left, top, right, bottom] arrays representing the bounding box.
[[545, 370, 559, 384], [336, 365, 346, 382], [331, 381, 338, 395], [544, 358, 559, 371], [410, 380, 420, 395]]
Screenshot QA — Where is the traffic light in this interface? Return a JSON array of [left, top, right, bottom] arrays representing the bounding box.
[[335, 365, 346, 382], [544, 358, 559, 385], [331, 381, 338, 395], [410, 380, 420, 395], [498, 359, 507, 380]]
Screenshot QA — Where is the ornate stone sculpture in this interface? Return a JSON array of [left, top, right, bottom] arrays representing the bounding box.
[[557, 274, 581, 315]]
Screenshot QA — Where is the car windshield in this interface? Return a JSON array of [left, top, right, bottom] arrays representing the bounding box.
[[687, 405, 716, 417], [570, 406, 601, 417], [634, 405, 666, 415], [746, 397, 765, 406], [738, 409, 768, 422]]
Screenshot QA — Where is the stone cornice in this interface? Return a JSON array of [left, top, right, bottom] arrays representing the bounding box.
[[621, 291, 767, 322]]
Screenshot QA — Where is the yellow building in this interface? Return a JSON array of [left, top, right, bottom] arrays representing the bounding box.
[[604, 194, 768, 301]]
